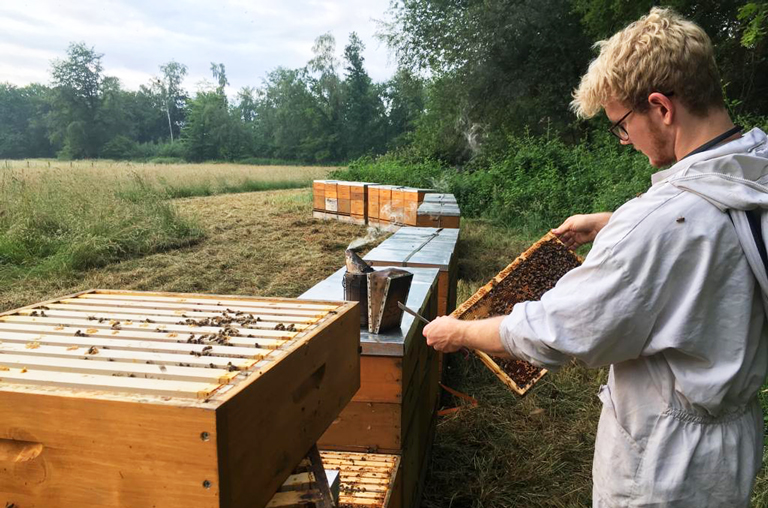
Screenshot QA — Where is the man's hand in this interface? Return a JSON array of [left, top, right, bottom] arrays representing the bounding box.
[[552, 212, 612, 249], [423, 316, 466, 353], [424, 315, 509, 356]]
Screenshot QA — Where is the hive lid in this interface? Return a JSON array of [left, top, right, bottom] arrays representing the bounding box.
[[0, 290, 353, 406]]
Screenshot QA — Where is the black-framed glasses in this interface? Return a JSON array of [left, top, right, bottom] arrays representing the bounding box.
[[609, 109, 633, 141], [608, 91, 674, 141]]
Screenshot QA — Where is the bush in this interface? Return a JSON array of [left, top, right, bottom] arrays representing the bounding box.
[[100, 135, 138, 159], [332, 129, 655, 233]]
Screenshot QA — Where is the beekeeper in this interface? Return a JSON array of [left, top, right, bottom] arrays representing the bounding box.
[[423, 7, 768, 507]]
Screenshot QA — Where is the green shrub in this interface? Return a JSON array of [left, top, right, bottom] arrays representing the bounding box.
[[332, 129, 655, 233]]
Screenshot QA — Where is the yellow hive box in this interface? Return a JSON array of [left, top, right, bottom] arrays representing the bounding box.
[[0, 290, 360, 508]]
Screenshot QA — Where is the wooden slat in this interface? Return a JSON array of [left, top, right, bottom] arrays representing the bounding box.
[[0, 329, 267, 358], [81, 292, 339, 311], [22, 306, 317, 325], [0, 323, 288, 349], [0, 368, 220, 398], [60, 297, 326, 317], [0, 341, 260, 370], [0, 313, 307, 340], [0, 354, 234, 383]]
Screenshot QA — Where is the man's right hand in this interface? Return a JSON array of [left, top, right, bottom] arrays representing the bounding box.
[[552, 212, 612, 249]]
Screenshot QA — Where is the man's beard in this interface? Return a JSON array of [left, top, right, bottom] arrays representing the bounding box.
[[648, 120, 676, 168]]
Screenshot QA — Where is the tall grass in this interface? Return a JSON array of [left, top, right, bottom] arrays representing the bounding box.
[[2, 160, 335, 198], [0, 160, 335, 282], [0, 168, 203, 283]]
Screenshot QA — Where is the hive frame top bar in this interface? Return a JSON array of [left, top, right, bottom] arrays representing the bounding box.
[[299, 266, 439, 356], [0, 289, 355, 408]]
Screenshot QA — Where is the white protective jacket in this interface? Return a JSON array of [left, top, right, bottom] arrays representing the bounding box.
[[499, 128, 768, 507]]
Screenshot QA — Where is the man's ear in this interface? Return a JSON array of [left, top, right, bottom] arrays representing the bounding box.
[[648, 92, 674, 126]]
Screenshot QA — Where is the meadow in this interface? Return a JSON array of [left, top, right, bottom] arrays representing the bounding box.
[[0, 160, 333, 284]]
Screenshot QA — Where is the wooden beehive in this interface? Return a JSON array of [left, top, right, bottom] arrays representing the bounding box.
[[452, 233, 582, 395], [337, 182, 352, 216], [0, 290, 360, 508], [301, 266, 441, 508], [368, 186, 380, 222], [313, 180, 326, 212]]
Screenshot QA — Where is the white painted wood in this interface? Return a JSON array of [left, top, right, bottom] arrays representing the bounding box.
[[59, 298, 326, 317], [0, 354, 233, 383], [0, 368, 220, 398], [0, 342, 258, 370]]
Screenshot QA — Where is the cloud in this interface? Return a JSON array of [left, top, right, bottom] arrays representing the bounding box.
[[0, 0, 395, 94]]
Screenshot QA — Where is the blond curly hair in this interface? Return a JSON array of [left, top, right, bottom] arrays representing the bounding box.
[[571, 7, 723, 119]]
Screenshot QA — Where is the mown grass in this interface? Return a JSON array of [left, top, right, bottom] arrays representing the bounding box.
[[0, 160, 335, 284]]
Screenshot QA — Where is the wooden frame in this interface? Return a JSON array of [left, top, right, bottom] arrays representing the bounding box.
[[320, 451, 400, 508], [0, 290, 360, 508], [451, 233, 582, 395]]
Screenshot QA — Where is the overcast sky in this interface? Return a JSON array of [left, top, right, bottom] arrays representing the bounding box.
[[1, 0, 396, 94]]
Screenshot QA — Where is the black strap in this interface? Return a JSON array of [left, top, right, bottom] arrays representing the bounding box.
[[681, 125, 743, 160], [746, 209, 768, 274]]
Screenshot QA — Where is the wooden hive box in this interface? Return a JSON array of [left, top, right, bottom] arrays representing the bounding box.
[[401, 189, 430, 226], [337, 182, 352, 216], [0, 290, 359, 508], [300, 267, 441, 508], [376, 186, 394, 223], [312, 180, 326, 212], [349, 182, 369, 225], [368, 185, 381, 223], [320, 451, 401, 508], [324, 181, 339, 214], [364, 228, 459, 317], [452, 233, 581, 395]]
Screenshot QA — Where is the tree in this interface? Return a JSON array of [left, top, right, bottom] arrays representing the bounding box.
[[210, 63, 229, 97], [48, 42, 106, 158], [305, 33, 345, 162], [152, 61, 188, 143], [384, 67, 426, 149], [381, 0, 593, 161], [342, 32, 385, 158]]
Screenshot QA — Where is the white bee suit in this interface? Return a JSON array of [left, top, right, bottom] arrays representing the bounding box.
[[499, 128, 768, 507]]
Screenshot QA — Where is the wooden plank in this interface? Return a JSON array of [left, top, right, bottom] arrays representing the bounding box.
[[0, 368, 221, 399], [0, 354, 233, 384], [24, 307, 317, 325], [318, 402, 401, 453], [352, 356, 402, 403], [0, 318, 302, 339], [0, 392, 219, 508], [57, 298, 327, 318], [368, 187, 380, 219], [0, 330, 269, 358], [215, 303, 360, 508], [0, 342, 259, 370], [79, 292, 339, 311]]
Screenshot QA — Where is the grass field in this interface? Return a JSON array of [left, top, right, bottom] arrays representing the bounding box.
[[1, 174, 767, 506], [0, 160, 334, 284]]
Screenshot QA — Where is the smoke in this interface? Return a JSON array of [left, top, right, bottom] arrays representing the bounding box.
[[347, 226, 388, 251]]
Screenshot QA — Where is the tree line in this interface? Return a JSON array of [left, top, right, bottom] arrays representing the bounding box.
[[1, 0, 765, 165], [0, 33, 425, 163]]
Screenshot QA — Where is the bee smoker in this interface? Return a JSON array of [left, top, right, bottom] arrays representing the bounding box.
[[343, 249, 375, 328]]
